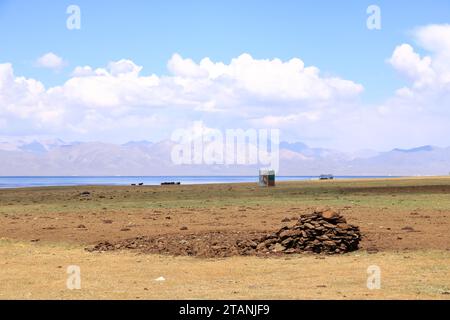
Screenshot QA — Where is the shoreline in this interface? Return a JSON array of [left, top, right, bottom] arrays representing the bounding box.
[[1, 175, 450, 191], [0, 175, 413, 190]]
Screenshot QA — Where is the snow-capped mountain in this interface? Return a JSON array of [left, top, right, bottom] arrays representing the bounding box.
[[0, 138, 449, 176]]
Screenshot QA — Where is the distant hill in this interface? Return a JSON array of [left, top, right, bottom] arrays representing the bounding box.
[[0, 138, 449, 176]]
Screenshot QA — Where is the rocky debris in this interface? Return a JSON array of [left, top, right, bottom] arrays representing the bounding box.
[[401, 226, 416, 232], [366, 247, 379, 254], [86, 210, 361, 257]]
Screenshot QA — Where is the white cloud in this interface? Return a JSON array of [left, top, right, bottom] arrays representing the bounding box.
[[389, 25, 450, 105], [167, 53, 363, 103], [339, 23, 450, 150], [107, 59, 143, 77], [389, 44, 435, 88], [71, 66, 95, 77], [54, 53, 363, 116], [167, 54, 208, 78], [2, 26, 450, 151], [0, 53, 364, 144], [389, 24, 450, 90], [250, 24, 450, 151], [415, 24, 450, 58], [0, 63, 46, 117], [35, 52, 65, 70]]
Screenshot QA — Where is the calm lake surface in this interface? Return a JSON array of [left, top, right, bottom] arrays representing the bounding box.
[[0, 176, 398, 189]]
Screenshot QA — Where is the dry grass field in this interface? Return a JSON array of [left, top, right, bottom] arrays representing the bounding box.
[[0, 177, 449, 299]]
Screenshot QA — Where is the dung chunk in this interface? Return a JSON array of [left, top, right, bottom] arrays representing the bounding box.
[[321, 210, 340, 220]]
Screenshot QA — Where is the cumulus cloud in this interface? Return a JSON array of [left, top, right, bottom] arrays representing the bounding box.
[[342, 23, 450, 150], [56, 53, 364, 116], [0, 53, 366, 144], [389, 44, 435, 88], [167, 54, 208, 78], [2, 27, 450, 151], [391, 25, 450, 102], [415, 24, 450, 59], [168, 53, 363, 103], [252, 24, 450, 150], [35, 52, 65, 70], [107, 59, 143, 76], [71, 66, 95, 77], [0, 63, 45, 116], [389, 24, 450, 90]]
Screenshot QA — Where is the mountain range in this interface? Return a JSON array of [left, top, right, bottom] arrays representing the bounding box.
[[0, 138, 449, 176]]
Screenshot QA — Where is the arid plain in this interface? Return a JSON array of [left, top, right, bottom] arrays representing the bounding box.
[[0, 177, 449, 299]]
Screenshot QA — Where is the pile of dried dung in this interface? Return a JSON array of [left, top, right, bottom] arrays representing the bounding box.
[[250, 210, 361, 254], [86, 210, 361, 257]]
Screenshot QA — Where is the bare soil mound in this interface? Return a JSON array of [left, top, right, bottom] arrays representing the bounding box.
[[86, 210, 361, 257], [86, 231, 262, 258]]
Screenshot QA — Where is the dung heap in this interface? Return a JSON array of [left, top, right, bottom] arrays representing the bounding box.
[[244, 210, 361, 254], [87, 210, 361, 257]]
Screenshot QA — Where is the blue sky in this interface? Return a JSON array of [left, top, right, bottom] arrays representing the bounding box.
[[1, 0, 450, 150], [1, 0, 448, 102]]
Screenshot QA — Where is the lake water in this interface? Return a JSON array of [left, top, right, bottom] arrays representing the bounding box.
[[0, 176, 397, 189]]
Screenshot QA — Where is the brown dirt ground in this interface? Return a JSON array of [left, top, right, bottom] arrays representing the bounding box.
[[0, 178, 449, 299], [0, 179, 449, 254]]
